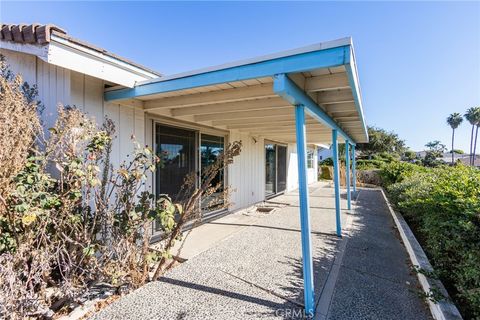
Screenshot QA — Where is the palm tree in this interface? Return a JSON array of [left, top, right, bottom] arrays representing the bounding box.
[[465, 107, 480, 165], [446, 113, 463, 164], [473, 108, 480, 165], [464, 107, 476, 165]]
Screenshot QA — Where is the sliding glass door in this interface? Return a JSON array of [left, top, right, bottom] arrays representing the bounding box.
[[155, 124, 196, 202], [265, 143, 287, 197], [277, 145, 287, 193], [154, 124, 226, 233], [265, 144, 277, 196]]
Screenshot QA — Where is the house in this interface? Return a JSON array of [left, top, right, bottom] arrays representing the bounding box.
[[458, 156, 480, 167], [317, 144, 333, 161], [1, 23, 368, 313], [0, 22, 324, 214]]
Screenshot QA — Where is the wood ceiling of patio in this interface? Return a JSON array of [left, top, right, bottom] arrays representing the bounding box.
[[139, 65, 361, 144]]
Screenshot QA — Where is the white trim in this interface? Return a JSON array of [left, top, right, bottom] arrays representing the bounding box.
[[0, 40, 48, 60], [1, 36, 159, 88], [47, 40, 151, 87], [50, 35, 159, 79]]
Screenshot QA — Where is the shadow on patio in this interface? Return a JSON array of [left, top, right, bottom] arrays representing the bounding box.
[[91, 183, 431, 320]]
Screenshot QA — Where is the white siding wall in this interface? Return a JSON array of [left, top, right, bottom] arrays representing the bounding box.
[[70, 73, 146, 193], [1, 49, 145, 177], [287, 143, 299, 191], [227, 135, 318, 210], [2, 49, 71, 131], [228, 132, 265, 210], [70, 71, 145, 172], [286, 143, 318, 191], [308, 147, 318, 184]]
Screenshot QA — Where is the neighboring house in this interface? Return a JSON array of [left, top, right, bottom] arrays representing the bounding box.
[[416, 150, 477, 164], [1, 23, 368, 239], [317, 145, 333, 161], [458, 156, 480, 167]]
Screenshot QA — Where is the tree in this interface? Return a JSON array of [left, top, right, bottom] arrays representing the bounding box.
[[425, 140, 447, 157], [446, 113, 463, 164], [423, 141, 447, 167], [356, 126, 406, 158], [403, 150, 417, 161], [465, 107, 480, 165], [472, 108, 480, 165]]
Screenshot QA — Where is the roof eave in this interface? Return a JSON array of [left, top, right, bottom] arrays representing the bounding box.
[[104, 42, 350, 101]]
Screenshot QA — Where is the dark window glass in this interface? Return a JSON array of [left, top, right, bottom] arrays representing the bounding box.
[[155, 124, 196, 202], [265, 144, 276, 195], [200, 134, 225, 212], [277, 146, 287, 192]]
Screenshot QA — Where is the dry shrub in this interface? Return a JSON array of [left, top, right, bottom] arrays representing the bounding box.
[[0, 56, 42, 213], [0, 58, 242, 318]]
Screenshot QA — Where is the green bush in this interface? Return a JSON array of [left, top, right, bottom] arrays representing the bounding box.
[[380, 160, 424, 186], [385, 165, 480, 318], [356, 159, 385, 170], [372, 152, 399, 163], [319, 158, 333, 166]]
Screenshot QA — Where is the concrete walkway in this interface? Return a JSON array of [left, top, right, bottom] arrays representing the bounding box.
[[92, 182, 431, 320]]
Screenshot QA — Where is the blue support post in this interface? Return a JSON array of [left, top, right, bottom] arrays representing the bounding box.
[[294, 104, 315, 316], [345, 142, 351, 210], [352, 144, 357, 193], [332, 130, 342, 237]]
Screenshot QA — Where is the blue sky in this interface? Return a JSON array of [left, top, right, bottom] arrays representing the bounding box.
[[2, 1, 479, 151]]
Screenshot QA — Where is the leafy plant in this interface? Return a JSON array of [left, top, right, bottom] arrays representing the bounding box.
[[0, 57, 242, 318], [356, 126, 406, 158], [385, 164, 480, 318]]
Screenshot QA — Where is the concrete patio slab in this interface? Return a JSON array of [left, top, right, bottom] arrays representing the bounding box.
[[158, 211, 261, 260], [323, 189, 432, 320], [91, 183, 431, 320]]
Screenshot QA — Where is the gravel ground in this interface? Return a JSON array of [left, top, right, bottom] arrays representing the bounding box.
[[91, 183, 431, 320]]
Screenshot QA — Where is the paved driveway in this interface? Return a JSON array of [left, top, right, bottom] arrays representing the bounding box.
[[92, 182, 431, 320]]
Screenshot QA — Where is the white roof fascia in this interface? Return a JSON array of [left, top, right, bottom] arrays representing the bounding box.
[[1, 36, 158, 88], [47, 35, 157, 87], [0, 40, 49, 60]]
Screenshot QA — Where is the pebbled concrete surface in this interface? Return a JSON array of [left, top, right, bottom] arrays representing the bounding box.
[[91, 184, 431, 320], [325, 189, 432, 320]]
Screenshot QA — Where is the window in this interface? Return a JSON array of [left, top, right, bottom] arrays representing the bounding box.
[[154, 125, 227, 234], [307, 149, 314, 169], [200, 134, 225, 212]]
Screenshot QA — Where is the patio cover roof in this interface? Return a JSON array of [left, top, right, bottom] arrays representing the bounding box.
[[105, 37, 368, 145]]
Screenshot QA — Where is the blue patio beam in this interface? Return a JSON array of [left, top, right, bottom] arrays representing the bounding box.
[[332, 130, 342, 237], [352, 144, 357, 192], [105, 46, 349, 101], [294, 104, 315, 316], [273, 73, 356, 144], [345, 142, 351, 210]]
